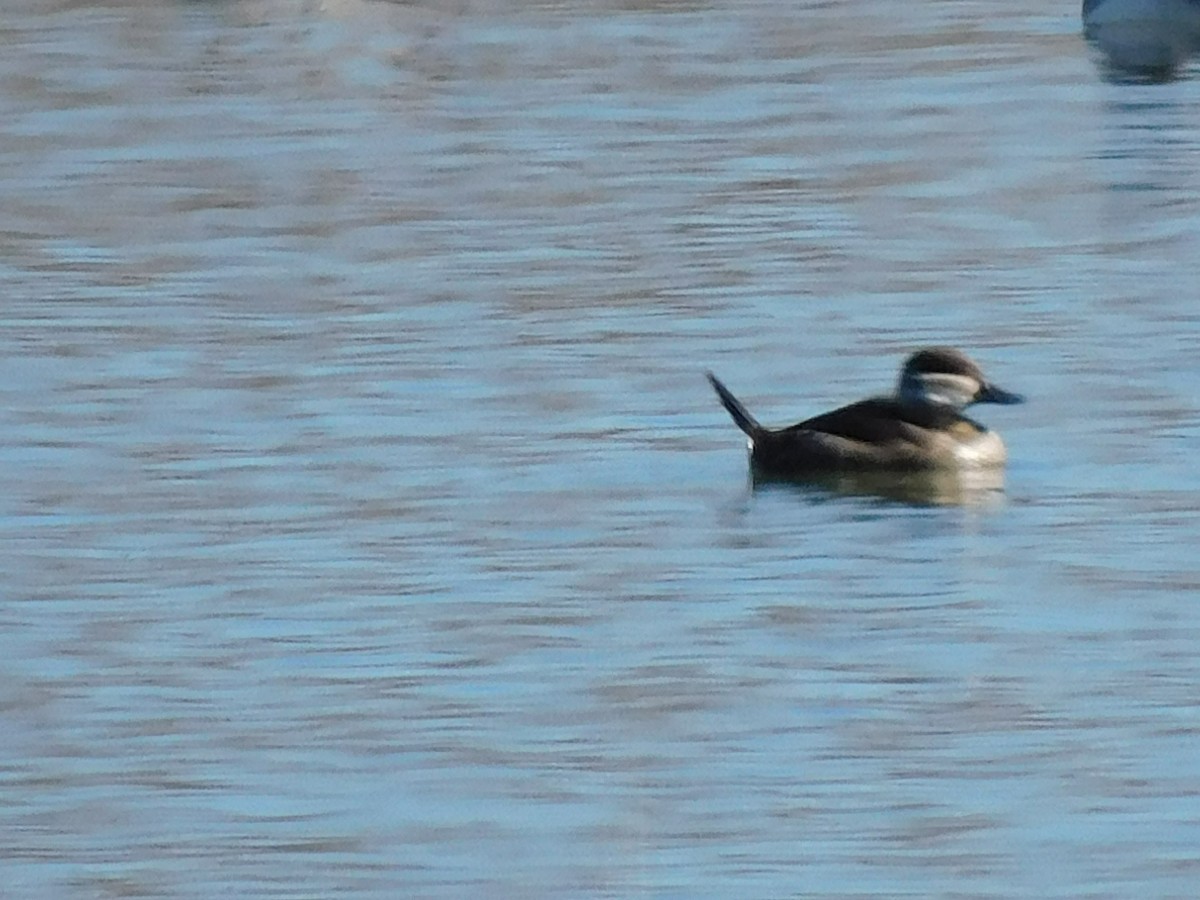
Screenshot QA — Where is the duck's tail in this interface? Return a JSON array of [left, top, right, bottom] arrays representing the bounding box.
[[706, 372, 764, 441]]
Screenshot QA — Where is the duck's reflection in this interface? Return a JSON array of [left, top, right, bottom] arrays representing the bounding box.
[[1084, 0, 1200, 80], [751, 466, 1008, 508]]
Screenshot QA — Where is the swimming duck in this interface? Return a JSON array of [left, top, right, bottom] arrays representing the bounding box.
[[1082, 0, 1200, 73], [707, 348, 1023, 475]]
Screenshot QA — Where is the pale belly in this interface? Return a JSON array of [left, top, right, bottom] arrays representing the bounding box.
[[951, 430, 1008, 468]]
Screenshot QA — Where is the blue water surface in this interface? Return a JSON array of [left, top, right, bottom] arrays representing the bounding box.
[[2, 1, 1200, 897]]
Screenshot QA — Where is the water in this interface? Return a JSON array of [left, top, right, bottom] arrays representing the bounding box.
[[2, 1, 1200, 897]]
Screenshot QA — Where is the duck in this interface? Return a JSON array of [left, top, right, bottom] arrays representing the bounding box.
[[706, 347, 1023, 476], [1082, 0, 1200, 73]]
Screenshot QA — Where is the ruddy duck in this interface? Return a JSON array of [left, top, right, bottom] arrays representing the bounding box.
[[707, 348, 1023, 475], [1083, 0, 1200, 74]]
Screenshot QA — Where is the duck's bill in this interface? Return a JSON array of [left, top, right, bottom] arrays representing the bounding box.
[[977, 383, 1025, 405]]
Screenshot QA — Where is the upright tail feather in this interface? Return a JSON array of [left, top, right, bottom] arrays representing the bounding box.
[[706, 371, 764, 440]]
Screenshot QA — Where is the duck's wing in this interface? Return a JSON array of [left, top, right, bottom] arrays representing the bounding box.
[[782, 398, 922, 444], [748, 398, 942, 472]]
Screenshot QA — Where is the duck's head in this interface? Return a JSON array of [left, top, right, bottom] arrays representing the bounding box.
[[897, 347, 1024, 413]]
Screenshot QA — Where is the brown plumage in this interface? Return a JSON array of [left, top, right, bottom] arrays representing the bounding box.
[[707, 348, 1022, 475]]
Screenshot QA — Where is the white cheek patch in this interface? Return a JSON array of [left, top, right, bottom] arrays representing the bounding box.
[[915, 373, 978, 410]]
